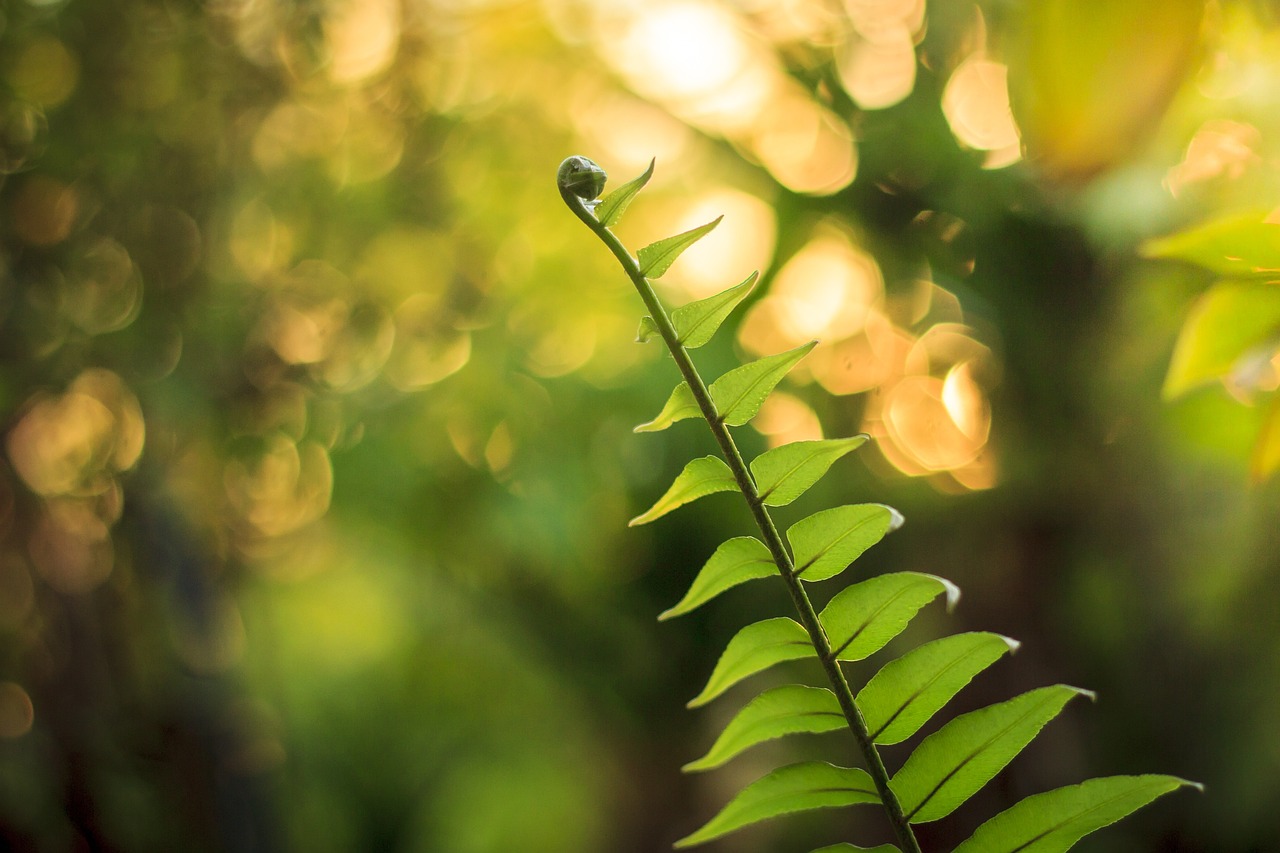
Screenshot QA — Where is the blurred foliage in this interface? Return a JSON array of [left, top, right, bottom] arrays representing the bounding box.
[[1, 0, 1279, 851]]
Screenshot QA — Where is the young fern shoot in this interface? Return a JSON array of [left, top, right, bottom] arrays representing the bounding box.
[[557, 155, 1198, 852]]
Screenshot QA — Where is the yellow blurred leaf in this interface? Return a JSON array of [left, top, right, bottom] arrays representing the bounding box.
[[1007, 0, 1205, 183]]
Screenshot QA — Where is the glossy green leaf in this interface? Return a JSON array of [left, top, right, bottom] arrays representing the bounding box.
[[810, 846, 900, 853], [709, 341, 817, 427], [788, 504, 904, 583], [628, 456, 737, 527], [636, 315, 660, 343], [659, 537, 775, 621], [674, 762, 879, 848], [820, 572, 959, 663], [673, 271, 759, 348], [634, 382, 700, 433], [636, 272, 758, 348], [637, 216, 723, 279], [891, 685, 1093, 823], [594, 157, 654, 228], [858, 632, 1019, 745], [688, 617, 812, 708], [683, 685, 844, 772], [1142, 209, 1280, 276], [1163, 280, 1280, 398], [953, 775, 1201, 853], [752, 435, 869, 507]]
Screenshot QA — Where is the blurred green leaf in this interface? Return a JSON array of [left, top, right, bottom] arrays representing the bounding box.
[[709, 341, 817, 427], [820, 573, 958, 663], [891, 685, 1093, 823], [788, 504, 903, 583], [683, 684, 843, 772], [751, 435, 869, 507], [1007, 0, 1204, 182], [634, 382, 700, 433], [1251, 397, 1280, 483], [596, 158, 654, 228], [629, 456, 737, 526], [659, 536, 774, 621], [1142, 211, 1280, 276], [637, 217, 723, 278], [952, 775, 1201, 853], [1163, 281, 1280, 398], [688, 617, 812, 708], [858, 632, 1019, 745], [674, 762, 879, 848]]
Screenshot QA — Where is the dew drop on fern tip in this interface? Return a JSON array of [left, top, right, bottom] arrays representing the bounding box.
[[558, 155, 607, 201]]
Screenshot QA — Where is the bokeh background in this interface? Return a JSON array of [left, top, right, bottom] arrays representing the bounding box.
[[2, 0, 1280, 850]]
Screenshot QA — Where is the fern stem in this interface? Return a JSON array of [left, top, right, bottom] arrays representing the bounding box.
[[560, 186, 924, 853]]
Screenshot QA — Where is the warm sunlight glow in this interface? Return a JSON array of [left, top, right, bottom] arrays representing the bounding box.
[[663, 188, 777, 300], [739, 227, 882, 358], [942, 56, 1021, 168], [326, 0, 400, 85], [753, 392, 824, 448], [616, 1, 760, 122], [808, 311, 914, 396], [750, 92, 857, 194], [883, 375, 985, 471], [0, 682, 33, 739], [1164, 120, 1261, 197], [837, 31, 918, 110], [10, 176, 78, 247]]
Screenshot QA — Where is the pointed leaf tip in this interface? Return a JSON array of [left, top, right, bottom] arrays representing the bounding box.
[[788, 503, 902, 583], [637, 216, 722, 279], [659, 536, 774, 621], [821, 572, 956, 662], [751, 435, 870, 507], [634, 382, 699, 433], [682, 684, 843, 772], [892, 684, 1092, 823], [858, 632, 1021, 745], [669, 271, 759, 349], [953, 775, 1201, 853], [629, 456, 737, 526], [688, 617, 812, 708], [595, 157, 654, 228], [709, 341, 817, 427], [674, 762, 879, 848]]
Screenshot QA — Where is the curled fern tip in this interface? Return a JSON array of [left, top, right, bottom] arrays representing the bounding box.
[[557, 155, 607, 201]]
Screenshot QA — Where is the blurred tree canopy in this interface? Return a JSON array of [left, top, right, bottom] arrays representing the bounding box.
[[2, 0, 1279, 851]]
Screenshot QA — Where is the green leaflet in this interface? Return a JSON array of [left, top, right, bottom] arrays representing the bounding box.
[[810, 846, 900, 853], [858, 632, 1019, 745], [634, 382, 700, 433], [1141, 209, 1280, 276], [629, 456, 737, 527], [683, 684, 844, 772], [709, 341, 817, 427], [638, 217, 723, 279], [639, 271, 760, 349], [674, 762, 879, 848], [752, 435, 870, 507], [688, 617, 812, 708], [891, 684, 1094, 824], [952, 775, 1202, 853], [659, 537, 774, 621], [595, 158, 654, 228], [1162, 280, 1280, 398], [820, 572, 959, 662], [788, 504, 904, 583]]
